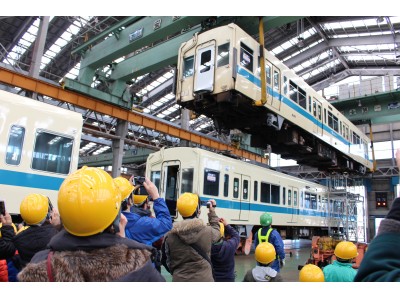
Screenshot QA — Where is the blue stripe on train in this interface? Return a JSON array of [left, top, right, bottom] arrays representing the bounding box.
[[236, 66, 351, 148], [201, 196, 342, 219], [0, 169, 64, 190]]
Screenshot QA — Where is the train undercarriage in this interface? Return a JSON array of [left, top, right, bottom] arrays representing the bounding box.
[[179, 90, 367, 175]]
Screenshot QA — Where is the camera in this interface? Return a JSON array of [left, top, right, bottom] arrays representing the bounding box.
[[135, 176, 146, 185], [206, 202, 216, 208]]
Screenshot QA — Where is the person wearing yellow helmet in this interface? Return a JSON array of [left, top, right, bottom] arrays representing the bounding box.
[[0, 194, 60, 271], [243, 242, 283, 282], [17, 166, 165, 282], [299, 264, 324, 282], [161, 194, 221, 282], [210, 217, 240, 281], [254, 212, 286, 273], [322, 241, 358, 282], [118, 175, 172, 273]]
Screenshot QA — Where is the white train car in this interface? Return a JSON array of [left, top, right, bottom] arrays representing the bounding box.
[[0, 90, 83, 216], [145, 146, 348, 241], [175, 23, 372, 174]]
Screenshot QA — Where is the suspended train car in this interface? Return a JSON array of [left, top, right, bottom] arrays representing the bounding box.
[[145, 147, 351, 241], [0, 90, 83, 216], [175, 23, 372, 174]]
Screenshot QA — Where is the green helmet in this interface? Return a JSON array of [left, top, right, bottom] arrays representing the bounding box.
[[260, 212, 272, 226]]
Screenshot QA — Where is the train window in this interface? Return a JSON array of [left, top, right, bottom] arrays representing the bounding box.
[[317, 104, 322, 121], [240, 42, 253, 73], [271, 184, 280, 205], [300, 191, 304, 207], [266, 64, 271, 85], [305, 192, 310, 209], [311, 194, 317, 210], [6, 125, 25, 166], [313, 101, 317, 117], [298, 87, 306, 110], [352, 132, 361, 145], [339, 121, 342, 136], [327, 111, 339, 132], [260, 182, 270, 203], [345, 127, 349, 140], [223, 174, 229, 197], [273, 70, 280, 90], [217, 43, 230, 67], [181, 168, 194, 193], [283, 76, 288, 94], [282, 187, 286, 205], [254, 181, 258, 201], [32, 131, 73, 174], [200, 50, 212, 73], [289, 80, 298, 103], [308, 96, 312, 113], [293, 191, 298, 207], [243, 180, 249, 200], [288, 190, 292, 205], [203, 169, 220, 196], [318, 195, 321, 210], [183, 56, 194, 78], [233, 178, 239, 198], [150, 171, 161, 190]]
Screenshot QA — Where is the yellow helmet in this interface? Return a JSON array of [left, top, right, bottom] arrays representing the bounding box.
[[334, 241, 358, 260], [20, 194, 49, 225], [132, 185, 149, 206], [299, 264, 325, 282], [113, 176, 134, 200], [58, 166, 121, 237], [177, 193, 199, 217], [255, 242, 276, 265], [219, 222, 225, 238]]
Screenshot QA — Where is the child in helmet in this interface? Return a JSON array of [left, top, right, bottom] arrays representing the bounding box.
[[17, 166, 165, 282], [211, 217, 240, 282], [299, 264, 324, 282], [323, 241, 358, 282], [243, 242, 283, 282]]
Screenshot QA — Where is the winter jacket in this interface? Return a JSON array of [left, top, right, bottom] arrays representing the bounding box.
[[211, 224, 240, 282], [162, 210, 220, 282], [254, 226, 285, 272], [354, 218, 400, 281], [323, 260, 357, 282], [243, 266, 283, 282], [122, 197, 172, 245], [0, 224, 58, 269], [17, 229, 166, 282]]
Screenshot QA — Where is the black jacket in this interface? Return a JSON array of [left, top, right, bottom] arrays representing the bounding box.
[[0, 224, 58, 269], [18, 229, 166, 282]]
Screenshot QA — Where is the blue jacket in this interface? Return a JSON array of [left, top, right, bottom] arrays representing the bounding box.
[[122, 197, 172, 245], [254, 227, 285, 272], [211, 225, 240, 282]]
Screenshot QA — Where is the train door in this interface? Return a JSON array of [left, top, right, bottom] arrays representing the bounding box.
[[271, 65, 282, 110], [232, 173, 250, 221], [194, 41, 215, 93], [312, 97, 323, 136], [288, 186, 299, 223], [161, 160, 180, 219]]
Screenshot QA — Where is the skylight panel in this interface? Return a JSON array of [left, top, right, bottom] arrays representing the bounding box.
[[390, 16, 400, 24]]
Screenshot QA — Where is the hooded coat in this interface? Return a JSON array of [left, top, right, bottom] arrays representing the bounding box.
[[162, 210, 220, 282], [17, 229, 165, 282], [243, 266, 283, 282]]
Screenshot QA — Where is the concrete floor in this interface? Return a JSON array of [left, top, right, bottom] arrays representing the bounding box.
[[160, 239, 312, 282]]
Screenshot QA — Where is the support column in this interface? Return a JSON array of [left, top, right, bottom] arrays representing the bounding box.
[[180, 108, 190, 146], [111, 119, 128, 178]]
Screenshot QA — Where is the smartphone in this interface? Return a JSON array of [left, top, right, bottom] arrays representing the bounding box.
[[135, 176, 146, 185], [0, 200, 5, 216]]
